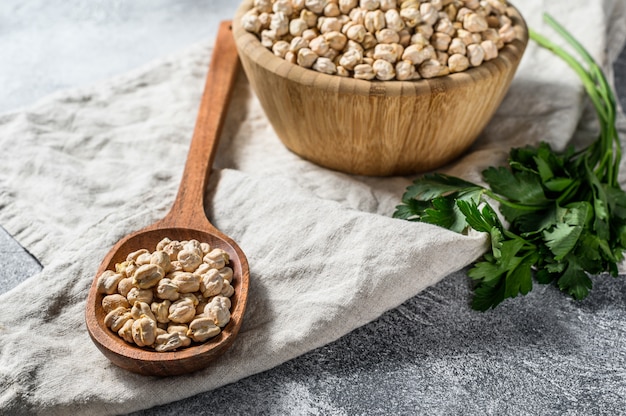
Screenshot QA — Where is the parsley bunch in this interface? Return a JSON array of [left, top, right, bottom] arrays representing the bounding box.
[[393, 14, 626, 311]]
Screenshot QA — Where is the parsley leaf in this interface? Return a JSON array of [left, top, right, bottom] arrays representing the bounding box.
[[394, 14, 626, 310], [393, 174, 484, 233]]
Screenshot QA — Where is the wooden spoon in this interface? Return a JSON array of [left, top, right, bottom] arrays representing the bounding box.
[[85, 21, 249, 376]]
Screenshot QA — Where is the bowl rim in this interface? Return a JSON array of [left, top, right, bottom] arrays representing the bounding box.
[[233, 0, 529, 97]]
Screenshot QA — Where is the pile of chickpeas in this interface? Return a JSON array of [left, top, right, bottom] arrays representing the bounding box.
[[97, 238, 234, 352], [241, 0, 517, 80]]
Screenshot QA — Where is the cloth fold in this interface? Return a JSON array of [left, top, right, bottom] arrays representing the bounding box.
[[1, 1, 625, 414]]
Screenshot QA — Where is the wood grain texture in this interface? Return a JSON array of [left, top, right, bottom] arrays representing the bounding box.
[[85, 21, 250, 377], [233, 1, 529, 176]]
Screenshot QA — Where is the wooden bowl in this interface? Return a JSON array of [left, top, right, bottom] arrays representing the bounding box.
[[233, 1, 528, 176]]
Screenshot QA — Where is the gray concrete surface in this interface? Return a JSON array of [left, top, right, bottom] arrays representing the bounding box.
[[2, 1, 626, 414]]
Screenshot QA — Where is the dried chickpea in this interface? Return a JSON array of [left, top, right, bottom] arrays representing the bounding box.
[[324, 31, 348, 51], [127, 286, 153, 305], [384, 9, 404, 32], [219, 266, 234, 283], [270, 12, 290, 37], [127, 249, 149, 262], [96, 270, 124, 295], [170, 272, 201, 294], [364, 10, 385, 33], [467, 43, 485, 66], [372, 59, 396, 81], [204, 248, 229, 270], [361, 32, 378, 50], [162, 240, 184, 261], [464, 12, 488, 33], [102, 294, 130, 313], [178, 248, 202, 272], [419, 3, 438, 26], [168, 323, 190, 337], [415, 23, 434, 40], [310, 0, 329, 14], [200, 269, 224, 298], [361, 0, 381, 11], [154, 332, 185, 352], [242, 10, 262, 34], [150, 250, 172, 274], [499, 23, 516, 43], [313, 57, 338, 74], [297, 48, 318, 68], [168, 298, 197, 324], [241, 0, 518, 81], [156, 278, 180, 301], [481, 39, 498, 60], [118, 318, 135, 343], [353, 63, 376, 80], [194, 262, 212, 276], [205, 296, 232, 328], [284, 50, 297, 64], [418, 59, 443, 78], [448, 37, 466, 55], [339, 48, 363, 69], [253, 0, 272, 13], [399, 6, 421, 28], [301, 28, 319, 42], [132, 316, 157, 347], [100, 238, 236, 351], [272, 40, 290, 58], [435, 17, 455, 37], [130, 301, 156, 322], [319, 17, 343, 34], [104, 307, 132, 332], [136, 252, 152, 266], [156, 237, 171, 251], [380, 0, 396, 11], [117, 277, 134, 297], [115, 260, 136, 278], [432, 32, 452, 51], [448, 53, 470, 72], [395, 60, 419, 80], [151, 299, 172, 324], [187, 317, 221, 342], [324, 2, 341, 17], [289, 37, 308, 55], [133, 264, 164, 289], [376, 28, 400, 44], [220, 281, 235, 298], [289, 18, 307, 37], [272, 0, 293, 15]]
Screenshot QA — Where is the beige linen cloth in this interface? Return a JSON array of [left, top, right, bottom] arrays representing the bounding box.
[[1, 1, 625, 414]]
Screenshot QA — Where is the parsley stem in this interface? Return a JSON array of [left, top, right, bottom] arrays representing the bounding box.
[[484, 190, 546, 212], [531, 14, 622, 188], [529, 29, 608, 124]]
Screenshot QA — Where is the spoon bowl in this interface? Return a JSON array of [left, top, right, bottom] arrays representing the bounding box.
[[85, 21, 249, 376]]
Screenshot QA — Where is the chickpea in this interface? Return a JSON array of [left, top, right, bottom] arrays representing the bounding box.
[[100, 238, 234, 351], [240, 0, 519, 80]]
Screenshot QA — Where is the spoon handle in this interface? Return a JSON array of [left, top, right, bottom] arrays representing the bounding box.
[[164, 21, 240, 230]]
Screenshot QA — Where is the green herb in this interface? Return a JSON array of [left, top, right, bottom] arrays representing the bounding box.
[[393, 14, 626, 311]]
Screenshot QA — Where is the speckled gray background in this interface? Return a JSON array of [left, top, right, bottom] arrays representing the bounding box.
[[2, 1, 626, 414]]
